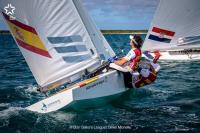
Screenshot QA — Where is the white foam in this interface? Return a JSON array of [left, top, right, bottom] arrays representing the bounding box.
[[0, 103, 10, 107], [161, 106, 181, 115], [25, 85, 38, 93], [0, 107, 24, 119], [49, 111, 75, 122], [16, 84, 38, 94], [16, 84, 44, 100]]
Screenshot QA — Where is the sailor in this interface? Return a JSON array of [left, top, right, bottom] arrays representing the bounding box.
[[134, 52, 161, 88], [114, 34, 143, 73], [108, 35, 161, 88], [109, 35, 143, 88]]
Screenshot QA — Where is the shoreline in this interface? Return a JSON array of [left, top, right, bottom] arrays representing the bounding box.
[[0, 30, 148, 35], [101, 30, 148, 34], [0, 30, 10, 35]]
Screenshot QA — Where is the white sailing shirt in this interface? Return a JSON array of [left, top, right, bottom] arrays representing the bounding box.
[[124, 49, 136, 61]]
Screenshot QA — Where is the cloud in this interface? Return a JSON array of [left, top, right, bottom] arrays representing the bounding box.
[[83, 0, 159, 17], [82, 0, 159, 29]]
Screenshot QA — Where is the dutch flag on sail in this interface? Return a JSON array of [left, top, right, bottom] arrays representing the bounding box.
[[148, 27, 175, 43]]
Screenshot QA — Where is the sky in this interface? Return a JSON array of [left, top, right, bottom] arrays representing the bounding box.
[[0, 0, 159, 30]]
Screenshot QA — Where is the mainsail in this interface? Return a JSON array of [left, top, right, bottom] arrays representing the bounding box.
[[143, 0, 200, 51], [0, 0, 115, 89]]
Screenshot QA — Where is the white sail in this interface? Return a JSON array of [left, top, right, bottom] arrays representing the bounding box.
[[0, 0, 114, 89], [143, 0, 200, 51], [73, 0, 115, 59]]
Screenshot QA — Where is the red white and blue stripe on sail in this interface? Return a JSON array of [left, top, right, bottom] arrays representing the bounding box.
[[148, 27, 175, 43]]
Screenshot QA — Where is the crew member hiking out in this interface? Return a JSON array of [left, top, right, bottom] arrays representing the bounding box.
[[123, 51, 161, 88], [134, 51, 161, 88]]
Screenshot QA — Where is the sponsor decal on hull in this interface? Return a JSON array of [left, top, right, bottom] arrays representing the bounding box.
[[41, 100, 61, 111], [86, 76, 108, 90]]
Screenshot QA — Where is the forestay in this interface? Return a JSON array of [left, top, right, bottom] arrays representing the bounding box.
[[0, 0, 115, 89], [143, 0, 200, 52]]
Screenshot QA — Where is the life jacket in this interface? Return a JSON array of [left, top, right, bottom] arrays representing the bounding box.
[[134, 67, 157, 88], [129, 48, 141, 71]]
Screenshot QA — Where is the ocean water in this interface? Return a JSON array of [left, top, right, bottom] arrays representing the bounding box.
[[0, 34, 200, 133]]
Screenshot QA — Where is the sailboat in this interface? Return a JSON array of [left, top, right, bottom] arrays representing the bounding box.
[[143, 0, 200, 60], [0, 0, 129, 113]]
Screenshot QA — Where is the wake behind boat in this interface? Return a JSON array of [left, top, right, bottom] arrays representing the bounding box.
[[143, 0, 200, 60]]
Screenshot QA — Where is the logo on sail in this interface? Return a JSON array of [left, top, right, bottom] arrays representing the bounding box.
[[148, 27, 175, 43], [2, 12, 52, 58], [4, 3, 16, 20]]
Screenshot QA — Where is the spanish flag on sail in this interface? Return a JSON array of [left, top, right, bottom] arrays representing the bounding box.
[[2, 12, 51, 58]]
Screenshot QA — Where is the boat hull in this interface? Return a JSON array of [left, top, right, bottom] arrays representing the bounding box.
[[151, 50, 200, 60], [64, 89, 130, 111], [26, 70, 129, 113]]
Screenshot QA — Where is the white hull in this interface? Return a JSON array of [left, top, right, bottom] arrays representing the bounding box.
[[151, 50, 200, 60], [26, 70, 128, 113]]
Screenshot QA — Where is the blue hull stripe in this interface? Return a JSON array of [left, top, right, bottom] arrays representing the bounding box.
[[148, 34, 171, 43]]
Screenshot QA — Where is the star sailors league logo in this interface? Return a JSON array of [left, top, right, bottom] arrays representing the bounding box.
[[148, 27, 175, 43], [4, 3, 16, 20]]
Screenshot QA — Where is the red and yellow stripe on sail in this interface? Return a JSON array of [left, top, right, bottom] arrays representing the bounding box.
[[2, 12, 51, 58]]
